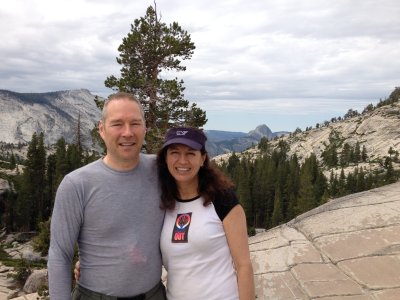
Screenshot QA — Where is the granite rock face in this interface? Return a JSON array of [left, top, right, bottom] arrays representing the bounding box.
[[250, 181, 400, 299], [0, 89, 102, 147], [214, 101, 400, 165]]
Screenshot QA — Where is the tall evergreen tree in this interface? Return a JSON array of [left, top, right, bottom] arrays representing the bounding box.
[[314, 170, 328, 206], [361, 145, 368, 162], [10, 152, 16, 169], [338, 169, 346, 196], [346, 170, 356, 194], [329, 170, 338, 197], [258, 137, 269, 153], [296, 154, 320, 214], [17, 132, 47, 230], [354, 142, 361, 163], [235, 162, 252, 226], [296, 168, 314, 215], [251, 158, 266, 228], [104, 4, 206, 152], [340, 143, 351, 166], [356, 167, 366, 192], [45, 154, 56, 215], [285, 155, 300, 220], [271, 186, 284, 227], [55, 137, 68, 188], [385, 157, 397, 183]]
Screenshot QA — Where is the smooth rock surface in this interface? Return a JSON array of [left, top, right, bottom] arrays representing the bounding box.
[[249, 181, 400, 299]]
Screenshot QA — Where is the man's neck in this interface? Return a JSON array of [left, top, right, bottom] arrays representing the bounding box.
[[102, 155, 139, 171]]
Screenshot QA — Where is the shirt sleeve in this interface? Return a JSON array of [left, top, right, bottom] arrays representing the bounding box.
[[47, 175, 83, 300], [212, 189, 239, 221]]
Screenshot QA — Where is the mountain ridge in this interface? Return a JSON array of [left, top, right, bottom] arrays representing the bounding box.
[[0, 89, 285, 157], [213, 92, 400, 177], [205, 124, 288, 156], [0, 89, 102, 147]]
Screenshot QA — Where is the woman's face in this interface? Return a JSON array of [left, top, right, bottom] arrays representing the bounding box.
[[166, 144, 206, 187]]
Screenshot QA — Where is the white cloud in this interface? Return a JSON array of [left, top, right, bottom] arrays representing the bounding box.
[[0, 0, 399, 131]]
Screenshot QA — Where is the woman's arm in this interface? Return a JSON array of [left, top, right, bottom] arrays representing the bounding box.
[[74, 260, 80, 281], [223, 204, 255, 300]]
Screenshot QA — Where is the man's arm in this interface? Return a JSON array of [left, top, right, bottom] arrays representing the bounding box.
[[48, 176, 83, 300]]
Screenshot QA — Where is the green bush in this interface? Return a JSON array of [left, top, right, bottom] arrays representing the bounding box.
[[32, 218, 51, 256], [248, 226, 256, 236], [7, 255, 32, 284]]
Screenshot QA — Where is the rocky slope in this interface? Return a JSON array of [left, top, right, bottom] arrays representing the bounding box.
[[250, 181, 400, 299], [214, 100, 400, 168], [0, 89, 102, 148]]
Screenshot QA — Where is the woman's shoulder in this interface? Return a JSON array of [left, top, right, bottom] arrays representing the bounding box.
[[212, 189, 239, 221]]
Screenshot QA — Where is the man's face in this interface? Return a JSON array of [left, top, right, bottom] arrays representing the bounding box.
[[99, 98, 146, 170]]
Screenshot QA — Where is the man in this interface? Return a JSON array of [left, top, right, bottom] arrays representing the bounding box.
[[48, 92, 166, 299]]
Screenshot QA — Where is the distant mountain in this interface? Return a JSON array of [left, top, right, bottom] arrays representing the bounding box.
[[0, 89, 288, 157], [204, 130, 248, 142], [0, 89, 102, 147], [205, 124, 288, 157], [214, 90, 400, 177]]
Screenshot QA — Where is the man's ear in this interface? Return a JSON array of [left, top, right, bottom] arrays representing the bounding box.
[[98, 121, 104, 138]]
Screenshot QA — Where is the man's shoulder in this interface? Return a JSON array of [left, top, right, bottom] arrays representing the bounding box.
[[140, 153, 157, 164], [66, 159, 102, 178], [140, 153, 156, 159], [139, 153, 158, 175]]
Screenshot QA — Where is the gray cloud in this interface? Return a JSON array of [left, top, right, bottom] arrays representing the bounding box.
[[0, 0, 398, 131]]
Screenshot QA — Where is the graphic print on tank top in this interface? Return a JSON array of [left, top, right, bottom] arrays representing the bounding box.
[[171, 212, 192, 243]]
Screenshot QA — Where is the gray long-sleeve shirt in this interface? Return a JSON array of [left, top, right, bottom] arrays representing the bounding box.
[[48, 155, 164, 299]]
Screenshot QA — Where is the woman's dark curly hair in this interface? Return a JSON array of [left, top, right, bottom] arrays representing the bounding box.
[[157, 146, 235, 210]]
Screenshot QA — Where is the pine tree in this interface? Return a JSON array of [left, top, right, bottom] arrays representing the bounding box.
[[329, 170, 338, 197], [235, 163, 252, 226], [55, 137, 68, 188], [45, 153, 57, 217], [258, 137, 269, 153], [285, 155, 300, 220], [361, 145, 368, 162], [271, 187, 284, 227], [104, 4, 206, 152], [385, 157, 397, 183], [354, 142, 361, 163], [346, 172, 356, 194], [356, 167, 366, 192], [10, 152, 16, 169], [338, 169, 346, 197], [314, 170, 328, 206], [17, 133, 47, 230], [227, 153, 240, 175], [340, 143, 351, 166], [251, 159, 265, 228], [296, 168, 314, 215]]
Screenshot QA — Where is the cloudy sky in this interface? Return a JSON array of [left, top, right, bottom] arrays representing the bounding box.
[[1, 0, 399, 133]]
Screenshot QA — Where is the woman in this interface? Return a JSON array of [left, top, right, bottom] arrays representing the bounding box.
[[157, 127, 254, 300]]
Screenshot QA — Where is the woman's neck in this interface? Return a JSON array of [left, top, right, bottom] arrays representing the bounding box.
[[177, 182, 199, 200]]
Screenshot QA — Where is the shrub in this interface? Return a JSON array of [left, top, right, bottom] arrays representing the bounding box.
[[32, 218, 51, 256]]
